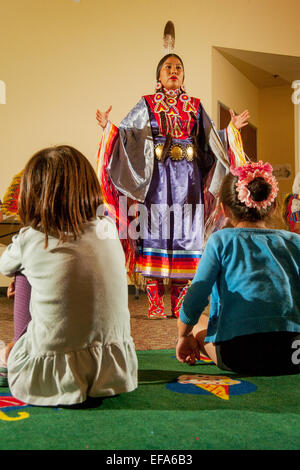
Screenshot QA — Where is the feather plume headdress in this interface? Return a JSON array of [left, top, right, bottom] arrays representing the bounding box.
[[162, 21, 175, 55]]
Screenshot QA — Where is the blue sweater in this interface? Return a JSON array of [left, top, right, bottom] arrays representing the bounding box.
[[179, 228, 300, 343]]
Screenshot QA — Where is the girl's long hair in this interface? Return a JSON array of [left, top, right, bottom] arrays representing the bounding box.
[[18, 145, 103, 247]]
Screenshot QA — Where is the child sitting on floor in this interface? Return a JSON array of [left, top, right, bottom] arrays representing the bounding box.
[[0, 145, 138, 405], [176, 161, 300, 375]]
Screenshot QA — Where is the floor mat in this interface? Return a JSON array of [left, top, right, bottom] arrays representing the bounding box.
[[0, 349, 300, 450]]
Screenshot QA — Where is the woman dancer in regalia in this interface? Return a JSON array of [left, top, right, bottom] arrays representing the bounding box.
[[96, 53, 249, 319]]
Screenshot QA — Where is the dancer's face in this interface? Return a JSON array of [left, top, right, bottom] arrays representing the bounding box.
[[159, 56, 184, 90]]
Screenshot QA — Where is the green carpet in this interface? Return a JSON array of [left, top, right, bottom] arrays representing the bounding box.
[[0, 349, 300, 450]]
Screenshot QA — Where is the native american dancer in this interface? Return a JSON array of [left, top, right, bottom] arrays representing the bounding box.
[[96, 54, 249, 319]]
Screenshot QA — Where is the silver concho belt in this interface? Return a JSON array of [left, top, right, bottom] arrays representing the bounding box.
[[154, 143, 196, 162]]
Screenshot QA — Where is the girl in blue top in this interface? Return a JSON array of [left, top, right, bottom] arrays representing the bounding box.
[[176, 161, 300, 375]]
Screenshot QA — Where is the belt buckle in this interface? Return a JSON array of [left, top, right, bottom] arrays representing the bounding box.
[[170, 145, 184, 161]]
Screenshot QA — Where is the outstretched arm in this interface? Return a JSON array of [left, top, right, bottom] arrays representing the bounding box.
[[176, 236, 221, 365]]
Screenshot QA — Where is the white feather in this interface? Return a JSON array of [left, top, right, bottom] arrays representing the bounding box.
[[162, 21, 175, 55]]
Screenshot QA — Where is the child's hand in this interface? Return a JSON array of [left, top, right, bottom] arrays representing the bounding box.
[[7, 280, 15, 299], [176, 335, 200, 365]]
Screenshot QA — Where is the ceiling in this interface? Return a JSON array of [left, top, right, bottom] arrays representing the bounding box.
[[215, 46, 300, 88]]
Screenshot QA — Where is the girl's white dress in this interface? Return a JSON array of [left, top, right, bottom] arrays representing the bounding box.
[[0, 217, 138, 406]]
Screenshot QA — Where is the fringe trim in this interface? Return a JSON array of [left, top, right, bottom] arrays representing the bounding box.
[[97, 123, 137, 280], [226, 122, 249, 168], [1, 170, 23, 218], [204, 123, 248, 244]]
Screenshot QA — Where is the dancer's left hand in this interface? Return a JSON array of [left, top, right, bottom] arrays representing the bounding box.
[[229, 109, 250, 130]]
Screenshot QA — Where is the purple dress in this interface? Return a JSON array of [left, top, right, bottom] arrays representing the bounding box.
[[135, 92, 213, 279], [100, 90, 230, 280]]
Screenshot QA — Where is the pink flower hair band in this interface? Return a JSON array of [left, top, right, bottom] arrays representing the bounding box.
[[230, 160, 279, 210]]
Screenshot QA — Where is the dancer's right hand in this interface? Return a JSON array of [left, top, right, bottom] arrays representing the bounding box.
[[96, 106, 112, 129]]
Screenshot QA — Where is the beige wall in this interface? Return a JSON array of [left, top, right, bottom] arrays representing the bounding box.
[[212, 48, 295, 196], [0, 0, 299, 287], [259, 86, 296, 191], [258, 85, 295, 195], [211, 48, 259, 127], [1, 0, 300, 199], [0, 0, 299, 282]]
